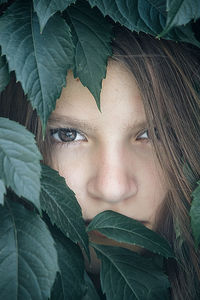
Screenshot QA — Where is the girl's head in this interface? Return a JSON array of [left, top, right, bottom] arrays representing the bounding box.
[[1, 26, 200, 299], [47, 60, 167, 231]]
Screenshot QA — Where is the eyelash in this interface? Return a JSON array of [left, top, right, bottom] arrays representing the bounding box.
[[50, 128, 86, 144]]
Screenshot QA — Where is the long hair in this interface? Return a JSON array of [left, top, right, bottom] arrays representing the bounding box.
[[111, 27, 200, 299], [1, 26, 200, 299]]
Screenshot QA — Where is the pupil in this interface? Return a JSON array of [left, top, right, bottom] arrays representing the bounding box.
[[59, 129, 77, 142]]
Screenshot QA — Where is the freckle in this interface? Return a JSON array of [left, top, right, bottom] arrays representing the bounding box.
[[75, 78, 80, 82]]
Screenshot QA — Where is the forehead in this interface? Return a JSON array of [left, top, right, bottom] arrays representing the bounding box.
[[51, 61, 146, 129]]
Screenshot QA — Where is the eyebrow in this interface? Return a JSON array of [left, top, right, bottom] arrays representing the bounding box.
[[48, 113, 149, 133], [48, 114, 97, 133]]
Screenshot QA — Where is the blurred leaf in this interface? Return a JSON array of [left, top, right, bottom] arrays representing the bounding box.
[[0, 0, 74, 129], [33, 0, 76, 32], [0, 52, 9, 93], [0, 117, 41, 210], [40, 164, 90, 259], [160, 0, 200, 36], [87, 211, 174, 258], [0, 179, 6, 204], [92, 243, 170, 300], [65, 0, 112, 109], [50, 230, 86, 300], [0, 0, 8, 3], [190, 181, 200, 249], [0, 198, 59, 300], [82, 272, 101, 300]]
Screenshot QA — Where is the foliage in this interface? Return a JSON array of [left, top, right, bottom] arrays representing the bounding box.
[[0, 0, 200, 299]]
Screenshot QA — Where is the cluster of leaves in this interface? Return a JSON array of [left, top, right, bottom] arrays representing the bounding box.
[[0, 0, 200, 299]]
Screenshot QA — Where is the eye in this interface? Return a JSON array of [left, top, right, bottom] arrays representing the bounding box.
[[50, 128, 86, 143], [136, 130, 149, 141]]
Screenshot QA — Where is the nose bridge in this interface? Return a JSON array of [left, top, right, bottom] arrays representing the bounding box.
[[88, 141, 137, 203]]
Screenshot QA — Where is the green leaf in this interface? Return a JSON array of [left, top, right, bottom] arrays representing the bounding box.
[[50, 230, 86, 300], [138, 0, 200, 47], [88, 0, 154, 34], [92, 243, 170, 300], [0, 52, 9, 93], [0, 198, 59, 300], [0, 0, 8, 4], [0, 117, 41, 210], [0, 0, 74, 129], [65, 0, 113, 109], [138, 0, 167, 34], [0, 179, 6, 205], [88, 0, 200, 48], [190, 181, 200, 249], [161, 0, 200, 36], [40, 164, 90, 259], [33, 0, 76, 32], [87, 211, 174, 258], [82, 272, 100, 300]]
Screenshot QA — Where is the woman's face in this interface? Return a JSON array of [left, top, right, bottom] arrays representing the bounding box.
[[49, 61, 167, 234]]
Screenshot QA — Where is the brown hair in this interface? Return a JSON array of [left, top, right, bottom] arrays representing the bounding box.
[[111, 27, 200, 299], [1, 26, 200, 299]]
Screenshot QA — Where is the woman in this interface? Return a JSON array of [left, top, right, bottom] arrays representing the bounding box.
[[1, 26, 200, 299]]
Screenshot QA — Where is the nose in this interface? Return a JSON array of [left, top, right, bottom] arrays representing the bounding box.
[[87, 145, 137, 203]]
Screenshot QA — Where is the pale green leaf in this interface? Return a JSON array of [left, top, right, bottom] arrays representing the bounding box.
[[50, 229, 86, 300], [161, 0, 200, 36], [190, 181, 200, 248], [87, 211, 174, 258], [0, 179, 6, 205], [33, 0, 76, 32], [66, 0, 112, 109], [92, 243, 170, 300], [40, 164, 90, 259], [0, 52, 9, 93], [0, 117, 41, 210], [0, 198, 59, 300], [0, 0, 74, 129]]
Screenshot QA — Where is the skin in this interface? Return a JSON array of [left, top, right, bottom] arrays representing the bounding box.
[[48, 61, 168, 271]]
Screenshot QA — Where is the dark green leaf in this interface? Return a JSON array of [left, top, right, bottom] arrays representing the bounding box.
[[138, 0, 200, 47], [88, 0, 200, 48], [88, 0, 154, 34], [40, 164, 90, 259], [138, 0, 167, 34], [65, 0, 112, 109], [0, 0, 8, 4], [50, 230, 86, 300], [0, 117, 41, 210], [160, 0, 200, 36], [82, 272, 100, 300], [0, 179, 6, 204], [87, 211, 174, 258], [0, 198, 59, 300], [190, 181, 200, 248], [0, 52, 9, 93], [33, 0, 76, 32], [0, 0, 74, 129], [92, 243, 170, 300]]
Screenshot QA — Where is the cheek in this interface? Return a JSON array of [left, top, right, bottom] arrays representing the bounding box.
[[50, 147, 89, 196]]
